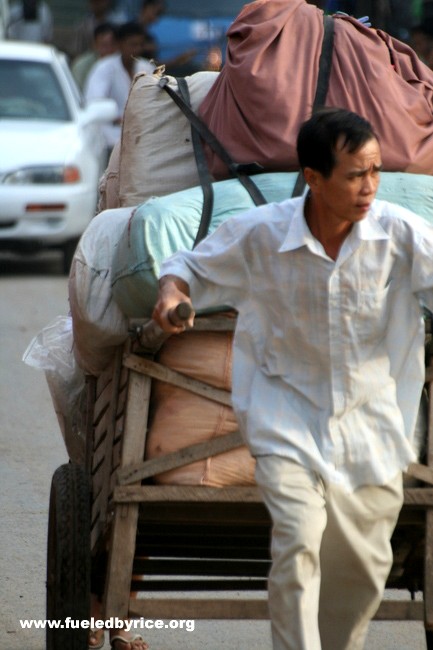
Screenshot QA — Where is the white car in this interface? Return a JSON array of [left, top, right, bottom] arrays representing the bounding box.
[[0, 41, 117, 272]]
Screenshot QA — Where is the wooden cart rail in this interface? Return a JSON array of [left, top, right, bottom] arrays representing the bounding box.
[[83, 314, 433, 640]]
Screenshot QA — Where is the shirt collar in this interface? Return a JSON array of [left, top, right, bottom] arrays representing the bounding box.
[[278, 197, 390, 254], [278, 195, 315, 253]]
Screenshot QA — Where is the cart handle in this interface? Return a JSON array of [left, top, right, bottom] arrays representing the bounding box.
[[129, 302, 194, 350], [167, 301, 193, 326]]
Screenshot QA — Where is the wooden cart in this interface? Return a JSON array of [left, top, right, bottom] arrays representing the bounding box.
[[46, 312, 433, 650]]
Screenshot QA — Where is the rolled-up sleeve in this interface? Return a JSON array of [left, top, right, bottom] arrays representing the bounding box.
[[159, 215, 252, 311]]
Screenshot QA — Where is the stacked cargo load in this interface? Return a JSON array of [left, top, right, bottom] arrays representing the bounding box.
[[69, 1, 433, 485]]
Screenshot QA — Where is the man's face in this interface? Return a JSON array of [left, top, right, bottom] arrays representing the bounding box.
[[310, 136, 382, 228], [120, 34, 146, 61], [94, 31, 116, 58]]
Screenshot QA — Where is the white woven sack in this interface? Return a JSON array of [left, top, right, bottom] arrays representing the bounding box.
[[119, 70, 219, 207], [68, 207, 134, 376], [98, 140, 121, 213]]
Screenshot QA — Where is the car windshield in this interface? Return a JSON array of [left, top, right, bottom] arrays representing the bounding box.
[[0, 60, 71, 121]]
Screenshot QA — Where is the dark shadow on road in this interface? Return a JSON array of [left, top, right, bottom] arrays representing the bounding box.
[[0, 251, 64, 276]]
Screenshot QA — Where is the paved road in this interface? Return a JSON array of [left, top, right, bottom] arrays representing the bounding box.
[[0, 252, 429, 649]]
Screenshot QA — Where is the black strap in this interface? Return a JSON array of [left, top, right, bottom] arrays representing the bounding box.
[[292, 15, 335, 197], [177, 78, 215, 247], [159, 76, 268, 207]]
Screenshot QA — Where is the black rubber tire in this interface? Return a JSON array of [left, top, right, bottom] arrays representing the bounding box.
[[46, 463, 91, 650], [427, 629, 433, 650]]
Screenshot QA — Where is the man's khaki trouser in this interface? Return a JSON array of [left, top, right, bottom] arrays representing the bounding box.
[[255, 456, 403, 650]]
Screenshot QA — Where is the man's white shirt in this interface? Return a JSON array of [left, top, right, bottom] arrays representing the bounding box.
[[160, 196, 433, 490]]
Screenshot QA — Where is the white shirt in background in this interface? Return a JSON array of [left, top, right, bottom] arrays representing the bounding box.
[[84, 52, 155, 147], [7, 1, 53, 43]]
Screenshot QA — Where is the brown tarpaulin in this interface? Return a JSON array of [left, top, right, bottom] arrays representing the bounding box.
[[198, 0, 433, 178]]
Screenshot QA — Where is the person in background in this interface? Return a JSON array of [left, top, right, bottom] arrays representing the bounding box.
[[72, 22, 117, 91], [137, 0, 197, 73], [137, 0, 164, 59], [410, 2, 433, 68], [74, 0, 127, 58], [84, 21, 155, 155], [7, 0, 53, 43], [152, 107, 433, 649], [114, 0, 198, 73], [410, 20, 433, 64]]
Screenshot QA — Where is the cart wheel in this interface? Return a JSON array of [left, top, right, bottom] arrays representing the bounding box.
[[46, 463, 91, 650], [427, 629, 433, 650]]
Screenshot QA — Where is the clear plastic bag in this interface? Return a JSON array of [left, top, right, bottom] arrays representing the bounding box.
[[22, 315, 86, 465]]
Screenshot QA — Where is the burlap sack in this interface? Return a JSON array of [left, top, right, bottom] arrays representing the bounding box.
[[97, 141, 121, 213], [68, 207, 134, 375], [118, 70, 219, 207], [146, 324, 256, 487]]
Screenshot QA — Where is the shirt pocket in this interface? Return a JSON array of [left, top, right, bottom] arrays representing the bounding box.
[[244, 308, 321, 382], [354, 285, 392, 344]]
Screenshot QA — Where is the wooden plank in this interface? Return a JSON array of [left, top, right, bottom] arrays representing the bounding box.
[[92, 413, 124, 473], [91, 463, 106, 509], [403, 488, 433, 507], [425, 509, 433, 629], [94, 364, 113, 400], [129, 597, 269, 620], [92, 411, 110, 466], [130, 579, 269, 591], [132, 558, 270, 577], [93, 380, 113, 426], [95, 348, 124, 529], [103, 369, 152, 619], [93, 420, 108, 456], [139, 502, 268, 526], [134, 543, 270, 560], [117, 431, 244, 485], [123, 353, 232, 406], [84, 375, 97, 474], [114, 485, 263, 504], [91, 486, 111, 550], [405, 463, 433, 486], [373, 600, 424, 621], [395, 509, 425, 526]]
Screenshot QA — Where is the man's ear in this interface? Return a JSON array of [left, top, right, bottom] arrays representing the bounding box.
[[303, 167, 320, 191]]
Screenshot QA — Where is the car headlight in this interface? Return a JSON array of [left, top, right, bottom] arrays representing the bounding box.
[[2, 165, 81, 184]]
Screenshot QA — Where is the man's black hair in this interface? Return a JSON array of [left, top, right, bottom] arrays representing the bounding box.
[[93, 22, 115, 39], [296, 107, 378, 178], [115, 21, 145, 41]]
